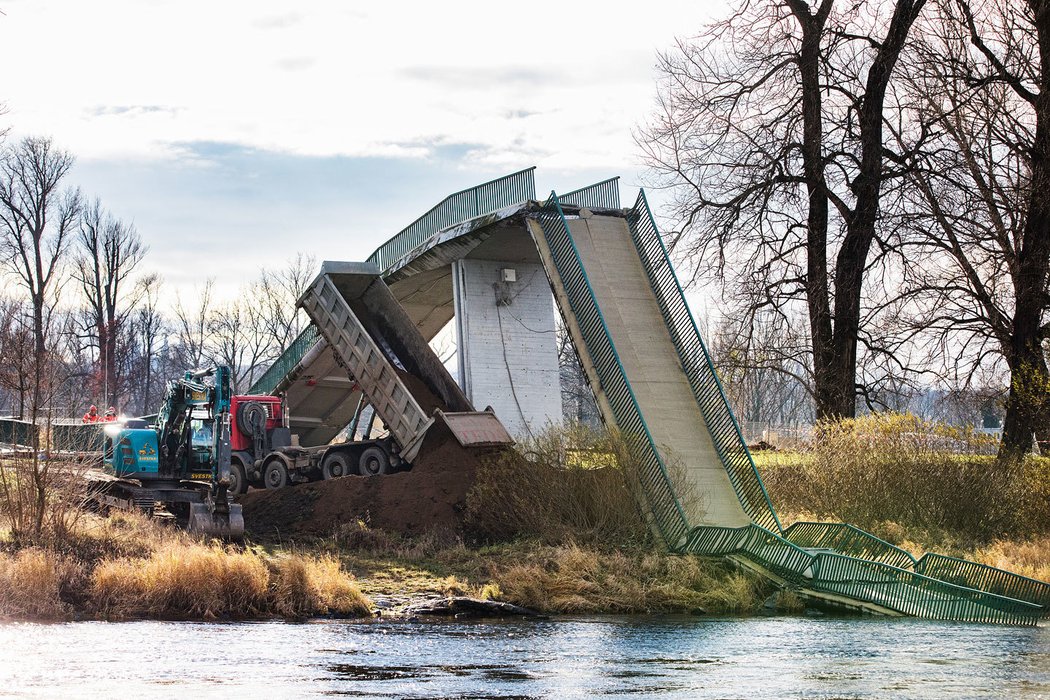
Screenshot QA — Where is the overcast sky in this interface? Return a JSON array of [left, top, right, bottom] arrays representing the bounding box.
[[0, 0, 718, 301]]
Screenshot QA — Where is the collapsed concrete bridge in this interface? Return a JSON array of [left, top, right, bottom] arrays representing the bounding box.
[[250, 168, 1050, 625]]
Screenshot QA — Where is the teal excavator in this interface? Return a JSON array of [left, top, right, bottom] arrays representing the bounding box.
[[93, 366, 244, 538]]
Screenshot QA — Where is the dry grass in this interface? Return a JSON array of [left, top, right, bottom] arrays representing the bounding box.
[[91, 544, 370, 620], [759, 413, 1050, 544], [267, 553, 371, 618], [0, 508, 372, 621], [492, 544, 767, 614], [971, 537, 1050, 582], [0, 548, 83, 620]]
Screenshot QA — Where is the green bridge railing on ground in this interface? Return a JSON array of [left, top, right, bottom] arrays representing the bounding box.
[[538, 178, 1046, 625], [0, 418, 37, 449]]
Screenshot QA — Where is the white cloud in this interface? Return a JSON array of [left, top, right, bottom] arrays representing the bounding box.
[[0, 0, 719, 168]]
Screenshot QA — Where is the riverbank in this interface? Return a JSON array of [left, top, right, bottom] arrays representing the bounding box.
[[0, 511, 778, 622]]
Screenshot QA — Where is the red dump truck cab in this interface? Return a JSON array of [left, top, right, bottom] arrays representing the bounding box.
[[230, 395, 284, 451]]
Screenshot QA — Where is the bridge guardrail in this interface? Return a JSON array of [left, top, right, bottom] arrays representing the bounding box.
[[367, 167, 536, 273], [534, 188, 689, 547], [626, 189, 780, 533], [248, 326, 320, 396]]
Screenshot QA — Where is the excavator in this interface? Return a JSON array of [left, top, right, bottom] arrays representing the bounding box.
[[90, 366, 244, 538]]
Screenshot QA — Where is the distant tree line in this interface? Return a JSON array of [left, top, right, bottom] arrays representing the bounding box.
[[0, 133, 313, 421], [640, 0, 1050, 455]]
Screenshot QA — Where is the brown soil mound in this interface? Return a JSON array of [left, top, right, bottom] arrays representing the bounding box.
[[241, 422, 497, 540]]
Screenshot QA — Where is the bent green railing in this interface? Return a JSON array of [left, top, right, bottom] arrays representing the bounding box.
[[810, 552, 1039, 624], [783, 521, 916, 570], [685, 524, 812, 582], [626, 190, 780, 533], [535, 188, 689, 547], [367, 167, 536, 273], [685, 523, 1041, 624], [249, 326, 320, 395], [915, 553, 1050, 617]]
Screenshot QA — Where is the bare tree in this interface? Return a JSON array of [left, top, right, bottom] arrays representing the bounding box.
[[207, 298, 269, 392], [133, 272, 165, 413], [891, 0, 1050, 455], [639, 0, 927, 421], [0, 297, 33, 416], [0, 136, 81, 416], [73, 198, 147, 410], [255, 252, 315, 350], [172, 279, 214, 370], [710, 311, 815, 428], [0, 136, 83, 542]]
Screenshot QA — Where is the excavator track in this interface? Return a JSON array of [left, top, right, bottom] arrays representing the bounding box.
[[84, 469, 244, 539]]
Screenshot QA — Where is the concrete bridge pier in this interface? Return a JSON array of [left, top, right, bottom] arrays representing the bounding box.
[[452, 258, 562, 439]]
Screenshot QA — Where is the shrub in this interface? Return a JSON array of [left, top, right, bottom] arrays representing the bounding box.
[[464, 424, 653, 546], [761, 413, 1050, 543]]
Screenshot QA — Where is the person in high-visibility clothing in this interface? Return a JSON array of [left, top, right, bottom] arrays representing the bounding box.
[[82, 405, 100, 423], [103, 407, 117, 422]]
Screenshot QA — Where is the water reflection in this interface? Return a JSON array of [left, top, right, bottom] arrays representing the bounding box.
[[0, 616, 1046, 698]]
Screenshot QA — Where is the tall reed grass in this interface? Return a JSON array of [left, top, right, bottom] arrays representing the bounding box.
[[0, 511, 371, 621]]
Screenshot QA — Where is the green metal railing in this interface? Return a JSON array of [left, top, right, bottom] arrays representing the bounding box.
[[915, 553, 1050, 616], [783, 521, 917, 570], [367, 167, 537, 273], [809, 552, 1039, 624], [536, 188, 689, 546], [0, 417, 37, 448], [684, 523, 1041, 624], [51, 423, 105, 452], [626, 189, 780, 533], [248, 326, 320, 395], [558, 177, 621, 210], [685, 524, 813, 582]]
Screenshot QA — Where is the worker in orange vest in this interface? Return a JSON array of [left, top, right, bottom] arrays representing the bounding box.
[[103, 407, 117, 422], [82, 405, 100, 423]]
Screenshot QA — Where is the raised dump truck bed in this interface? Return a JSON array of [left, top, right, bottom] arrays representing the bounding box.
[[298, 261, 512, 464]]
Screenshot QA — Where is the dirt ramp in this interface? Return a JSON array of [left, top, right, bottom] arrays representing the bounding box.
[[242, 423, 496, 540]]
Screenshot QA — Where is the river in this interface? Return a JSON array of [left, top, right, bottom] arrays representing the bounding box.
[[0, 615, 1046, 698]]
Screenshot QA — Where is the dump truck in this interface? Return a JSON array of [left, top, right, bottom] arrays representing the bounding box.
[[224, 261, 514, 493]]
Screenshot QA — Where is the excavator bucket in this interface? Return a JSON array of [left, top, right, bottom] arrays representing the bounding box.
[[187, 502, 245, 540]]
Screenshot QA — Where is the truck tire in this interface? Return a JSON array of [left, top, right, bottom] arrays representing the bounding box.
[[263, 457, 289, 489], [322, 452, 353, 480], [358, 446, 390, 476], [228, 460, 248, 495]]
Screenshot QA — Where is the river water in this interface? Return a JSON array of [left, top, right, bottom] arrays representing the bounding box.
[[0, 615, 1046, 698]]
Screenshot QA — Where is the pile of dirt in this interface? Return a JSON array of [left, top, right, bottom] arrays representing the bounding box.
[[241, 422, 500, 540]]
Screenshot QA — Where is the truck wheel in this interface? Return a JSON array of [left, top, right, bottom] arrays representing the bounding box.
[[228, 461, 248, 495], [322, 452, 352, 480], [358, 446, 390, 476], [263, 458, 289, 489]]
